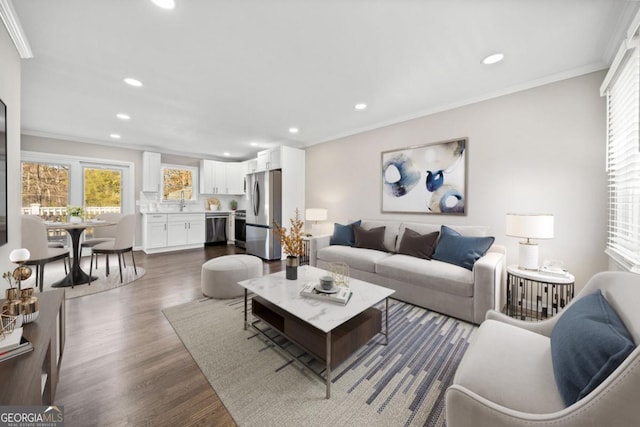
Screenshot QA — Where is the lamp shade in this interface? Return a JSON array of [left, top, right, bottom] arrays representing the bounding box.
[[305, 208, 328, 222], [506, 214, 554, 239], [9, 248, 31, 263]]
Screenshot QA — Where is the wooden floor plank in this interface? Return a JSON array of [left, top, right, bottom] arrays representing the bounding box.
[[54, 245, 282, 427]]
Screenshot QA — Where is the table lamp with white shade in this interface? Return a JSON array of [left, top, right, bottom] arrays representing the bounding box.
[[305, 208, 328, 236], [506, 213, 554, 270]]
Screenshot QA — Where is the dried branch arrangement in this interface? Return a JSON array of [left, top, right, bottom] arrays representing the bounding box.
[[274, 208, 305, 257]]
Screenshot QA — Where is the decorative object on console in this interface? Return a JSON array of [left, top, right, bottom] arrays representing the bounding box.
[[329, 220, 361, 246], [381, 138, 467, 214], [274, 208, 304, 280], [506, 213, 554, 270], [4, 248, 39, 324], [305, 208, 328, 236]]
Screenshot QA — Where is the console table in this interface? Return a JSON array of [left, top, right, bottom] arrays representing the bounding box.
[[0, 289, 65, 405]]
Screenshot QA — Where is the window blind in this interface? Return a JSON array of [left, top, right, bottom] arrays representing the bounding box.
[[603, 38, 640, 272]]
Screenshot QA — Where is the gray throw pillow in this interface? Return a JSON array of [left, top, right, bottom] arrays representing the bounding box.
[[398, 228, 439, 260], [353, 226, 387, 251]]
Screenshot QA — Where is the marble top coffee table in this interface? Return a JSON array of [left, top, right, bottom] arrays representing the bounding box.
[[238, 265, 395, 398]]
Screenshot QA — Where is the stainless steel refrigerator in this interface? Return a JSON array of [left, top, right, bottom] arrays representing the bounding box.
[[246, 169, 282, 260]]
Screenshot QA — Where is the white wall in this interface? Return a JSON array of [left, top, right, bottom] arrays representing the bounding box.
[[0, 26, 22, 292], [305, 71, 607, 292]]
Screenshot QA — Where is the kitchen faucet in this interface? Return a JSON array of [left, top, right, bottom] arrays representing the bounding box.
[[180, 190, 186, 212]]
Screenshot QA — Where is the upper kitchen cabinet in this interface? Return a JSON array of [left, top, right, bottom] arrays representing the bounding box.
[[225, 162, 245, 194], [142, 151, 161, 192], [256, 147, 282, 171], [199, 160, 244, 195]]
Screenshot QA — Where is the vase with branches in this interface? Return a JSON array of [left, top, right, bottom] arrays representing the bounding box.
[[274, 208, 304, 279]]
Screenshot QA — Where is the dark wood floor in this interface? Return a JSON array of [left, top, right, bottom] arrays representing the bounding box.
[[55, 245, 283, 427]]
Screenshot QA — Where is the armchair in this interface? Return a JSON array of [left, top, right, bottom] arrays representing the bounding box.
[[445, 271, 640, 427]]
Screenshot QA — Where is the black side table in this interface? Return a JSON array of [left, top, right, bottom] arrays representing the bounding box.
[[506, 265, 575, 321]]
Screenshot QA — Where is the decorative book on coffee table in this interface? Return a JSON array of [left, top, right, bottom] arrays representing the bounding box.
[[300, 282, 352, 305]]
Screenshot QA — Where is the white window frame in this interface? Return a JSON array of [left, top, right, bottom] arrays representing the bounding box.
[[21, 151, 135, 214], [160, 163, 199, 202], [601, 35, 640, 273]]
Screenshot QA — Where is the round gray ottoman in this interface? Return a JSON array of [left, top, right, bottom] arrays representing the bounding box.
[[201, 254, 263, 298]]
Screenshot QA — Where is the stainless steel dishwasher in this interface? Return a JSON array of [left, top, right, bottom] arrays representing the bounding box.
[[205, 212, 228, 245]]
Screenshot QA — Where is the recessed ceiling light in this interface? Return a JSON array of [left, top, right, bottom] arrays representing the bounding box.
[[123, 77, 143, 87], [223, 152, 230, 156], [116, 113, 130, 120], [482, 53, 504, 65], [355, 103, 367, 110], [250, 142, 259, 147], [151, 0, 175, 10], [289, 127, 299, 134], [110, 134, 121, 139]]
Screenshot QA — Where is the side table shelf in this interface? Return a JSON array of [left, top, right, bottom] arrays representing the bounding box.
[[0, 289, 65, 405], [506, 265, 575, 321]]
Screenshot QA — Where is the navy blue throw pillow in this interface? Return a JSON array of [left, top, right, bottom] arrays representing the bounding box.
[[432, 225, 494, 270], [330, 220, 362, 246], [551, 289, 635, 407]]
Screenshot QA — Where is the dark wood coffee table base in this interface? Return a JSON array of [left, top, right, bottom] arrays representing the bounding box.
[[249, 295, 387, 398]]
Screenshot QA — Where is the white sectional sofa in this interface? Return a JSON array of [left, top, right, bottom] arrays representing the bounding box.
[[309, 220, 506, 324]]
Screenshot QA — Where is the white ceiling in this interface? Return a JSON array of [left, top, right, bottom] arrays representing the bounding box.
[[11, 0, 640, 161]]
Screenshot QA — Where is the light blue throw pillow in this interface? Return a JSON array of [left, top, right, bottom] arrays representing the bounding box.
[[330, 220, 362, 246], [432, 225, 494, 270], [551, 289, 635, 406]]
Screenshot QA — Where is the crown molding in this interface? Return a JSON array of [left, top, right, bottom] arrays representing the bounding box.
[[0, 0, 33, 59]]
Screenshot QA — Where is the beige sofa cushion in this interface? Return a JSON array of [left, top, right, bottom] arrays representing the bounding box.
[[375, 254, 474, 297], [316, 245, 392, 273]]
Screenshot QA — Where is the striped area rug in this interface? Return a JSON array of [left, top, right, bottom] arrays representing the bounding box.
[[163, 296, 477, 427]]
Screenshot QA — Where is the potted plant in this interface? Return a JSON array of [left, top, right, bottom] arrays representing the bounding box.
[[67, 206, 84, 223], [230, 199, 238, 211], [274, 208, 304, 280]]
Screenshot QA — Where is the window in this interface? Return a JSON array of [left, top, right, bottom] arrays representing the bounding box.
[[601, 36, 640, 272], [21, 150, 134, 219], [162, 165, 197, 201], [21, 162, 70, 220]]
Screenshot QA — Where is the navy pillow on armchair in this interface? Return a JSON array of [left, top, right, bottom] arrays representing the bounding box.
[[550, 289, 635, 406], [432, 225, 494, 270]]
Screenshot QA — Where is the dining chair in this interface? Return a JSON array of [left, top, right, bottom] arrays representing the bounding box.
[[80, 212, 123, 267], [21, 215, 71, 292], [89, 214, 137, 284]]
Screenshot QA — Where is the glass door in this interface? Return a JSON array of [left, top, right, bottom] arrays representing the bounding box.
[[83, 165, 123, 239]]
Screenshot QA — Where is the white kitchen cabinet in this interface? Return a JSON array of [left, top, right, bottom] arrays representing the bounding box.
[[199, 160, 244, 194], [225, 162, 244, 194], [142, 152, 161, 192], [256, 147, 282, 171], [245, 158, 258, 174], [167, 214, 205, 246], [142, 213, 204, 253], [142, 214, 167, 249]]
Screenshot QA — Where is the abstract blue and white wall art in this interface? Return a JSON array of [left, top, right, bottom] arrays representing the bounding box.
[[381, 138, 467, 214]]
